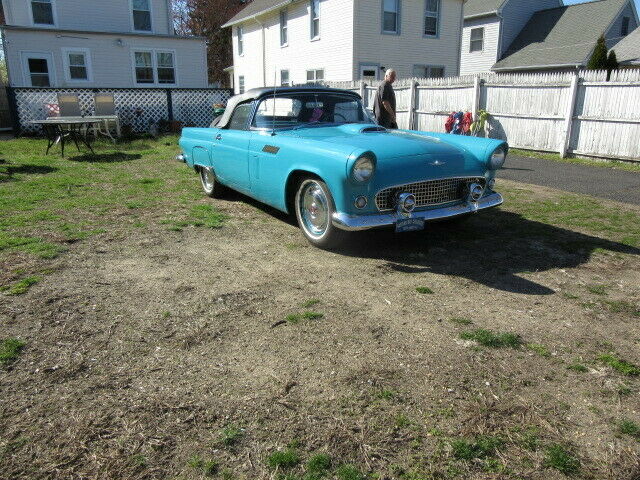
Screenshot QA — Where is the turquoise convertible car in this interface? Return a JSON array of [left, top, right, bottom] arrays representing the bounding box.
[[177, 87, 507, 248]]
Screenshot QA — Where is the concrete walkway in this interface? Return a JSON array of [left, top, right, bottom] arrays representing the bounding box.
[[499, 154, 640, 206]]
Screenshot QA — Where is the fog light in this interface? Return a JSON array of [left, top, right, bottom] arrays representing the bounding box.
[[468, 183, 484, 202], [354, 196, 368, 209], [487, 178, 496, 190], [397, 193, 416, 213], [175, 153, 186, 163]]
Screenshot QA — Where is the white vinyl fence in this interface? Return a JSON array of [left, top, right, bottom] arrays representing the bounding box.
[[328, 69, 640, 161]]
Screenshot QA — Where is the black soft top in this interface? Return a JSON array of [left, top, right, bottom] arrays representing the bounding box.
[[215, 86, 361, 129]]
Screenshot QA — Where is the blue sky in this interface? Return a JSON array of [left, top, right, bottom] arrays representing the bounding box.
[[564, 0, 640, 9]]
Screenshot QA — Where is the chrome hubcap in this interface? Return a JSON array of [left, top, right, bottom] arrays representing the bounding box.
[[201, 167, 214, 191], [299, 182, 329, 238]]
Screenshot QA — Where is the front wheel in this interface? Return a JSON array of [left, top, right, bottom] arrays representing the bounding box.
[[199, 166, 226, 198], [294, 178, 346, 249]]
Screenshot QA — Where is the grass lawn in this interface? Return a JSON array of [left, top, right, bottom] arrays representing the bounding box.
[[1, 136, 639, 480]]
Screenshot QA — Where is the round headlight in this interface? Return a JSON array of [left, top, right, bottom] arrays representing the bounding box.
[[489, 146, 507, 170], [352, 155, 375, 182]]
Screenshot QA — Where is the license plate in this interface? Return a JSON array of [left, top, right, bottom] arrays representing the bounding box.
[[396, 217, 425, 233]]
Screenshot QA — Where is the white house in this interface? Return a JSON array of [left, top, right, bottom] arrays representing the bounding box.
[[460, 0, 561, 75], [460, 0, 639, 75], [0, 0, 208, 88], [222, 0, 465, 93]]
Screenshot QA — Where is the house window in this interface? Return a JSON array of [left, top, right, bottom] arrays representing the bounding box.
[[621, 16, 630, 36], [310, 0, 320, 39], [382, 0, 400, 34], [237, 26, 244, 55], [238, 75, 245, 94], [31, 0, 54, 25], [27, 58, 51, 86], [133, 50, 175, 85], [132, 0, 152, 31], [280, 9, 288, 46], [157, 52, 176, 84], [134, 51, 154, 84], [412, 65, 444, 78], [63, 48, 92, 82], [424, 0, 440, 37], [306, 69, 324, 83], [281, 70, 290, 86], [470, 27, 484, 52]]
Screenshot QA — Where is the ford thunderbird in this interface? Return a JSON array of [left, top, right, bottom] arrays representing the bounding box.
[[176, 87, 507, 248]]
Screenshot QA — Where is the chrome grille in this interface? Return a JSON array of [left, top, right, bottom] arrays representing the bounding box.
[[375, 177, 485, 211]]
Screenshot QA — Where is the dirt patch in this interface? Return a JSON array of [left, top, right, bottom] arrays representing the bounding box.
[[1, 179, 639, 479]]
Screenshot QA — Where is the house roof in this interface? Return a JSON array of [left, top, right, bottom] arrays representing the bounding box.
[[493, 0, 631, 71], [464, 0, 507, 19], [611, 25, 640, 63], [222, 0, 297, 28]]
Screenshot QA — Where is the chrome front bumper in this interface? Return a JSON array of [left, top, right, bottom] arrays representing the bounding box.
[[331, 192, 503, 232]]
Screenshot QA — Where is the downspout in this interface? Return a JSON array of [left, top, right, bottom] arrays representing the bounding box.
[[253, 17, 266, 87], [166, 0, 174, 34]]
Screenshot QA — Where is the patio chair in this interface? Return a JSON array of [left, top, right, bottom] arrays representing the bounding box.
[[93, 94, 121, 141], [57, 94, 82, 117]]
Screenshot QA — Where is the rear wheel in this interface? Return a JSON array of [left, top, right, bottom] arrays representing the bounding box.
[[199, 166, 226, 198], [294, 178, 346, 249]]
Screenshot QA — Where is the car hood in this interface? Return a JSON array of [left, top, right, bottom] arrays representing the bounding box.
[[284, 123, 465, 158]]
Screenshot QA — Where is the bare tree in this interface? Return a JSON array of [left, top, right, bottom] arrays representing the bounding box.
[[173, 0, 247, 87]]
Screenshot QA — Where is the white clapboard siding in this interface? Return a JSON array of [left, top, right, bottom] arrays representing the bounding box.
[[2, 0, 172, 35], [326, 69, 640, 161], [459, 17, 501, 76]]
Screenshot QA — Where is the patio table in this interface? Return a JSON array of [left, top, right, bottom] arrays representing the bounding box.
[[61, 115, 121, 143], [29, 118, 103, 157]]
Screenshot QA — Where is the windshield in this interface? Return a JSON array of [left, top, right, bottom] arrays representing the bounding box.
[[252, 92, 373, 130]]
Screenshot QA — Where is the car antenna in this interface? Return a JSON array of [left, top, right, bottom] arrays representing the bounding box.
[[271, 67, 277, 136]]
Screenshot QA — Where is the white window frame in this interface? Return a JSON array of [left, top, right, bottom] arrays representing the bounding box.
[[310, 0, 320, 40], [470, 27, 484, 53], [130, 0, 153, 33], [306, 68, 324, 83], [382, 0, 400, 35], [131, 48, 178, 87], [30, 0, 57, 28], [280, 9, 288, 47], [237, 25, 244, 56], [280, 69, 290, 86], [61, 47, 93, 84], [20, 51, 56, 87], [423, 0, 440, 38]]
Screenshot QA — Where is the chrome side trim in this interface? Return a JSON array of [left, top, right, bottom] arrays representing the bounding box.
[[331, 192, 503, 232]]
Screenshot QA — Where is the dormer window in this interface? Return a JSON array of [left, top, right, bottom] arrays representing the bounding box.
[[31, 0, 55, 26], [621, 16, 630, 36], [132, 0, 152, 32]]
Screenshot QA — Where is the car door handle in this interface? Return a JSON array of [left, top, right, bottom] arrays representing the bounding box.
[[215, 134, 222, 141]]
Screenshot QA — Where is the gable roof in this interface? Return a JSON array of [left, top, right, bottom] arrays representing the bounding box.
[[611, 26, 640, 63], [493, 0, 631, 71], [222, 0, 296, 28], [464, 0, 507, 19]]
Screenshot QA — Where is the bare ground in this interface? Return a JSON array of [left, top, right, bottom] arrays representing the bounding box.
[[1, 179, 640, 480]]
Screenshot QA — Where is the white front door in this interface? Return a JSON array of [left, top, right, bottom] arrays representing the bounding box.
[[21, 52, 55, 87], [360, 64, 379, 82]]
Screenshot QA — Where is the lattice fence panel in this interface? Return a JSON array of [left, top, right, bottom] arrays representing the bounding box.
[[172, 89, 232, 127], [12, 87, 233, 134]]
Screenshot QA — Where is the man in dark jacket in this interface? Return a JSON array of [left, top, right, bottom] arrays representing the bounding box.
[[373, 69, 398, 128]]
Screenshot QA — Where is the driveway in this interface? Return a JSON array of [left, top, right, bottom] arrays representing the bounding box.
[[499, 154, 640, 205]]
